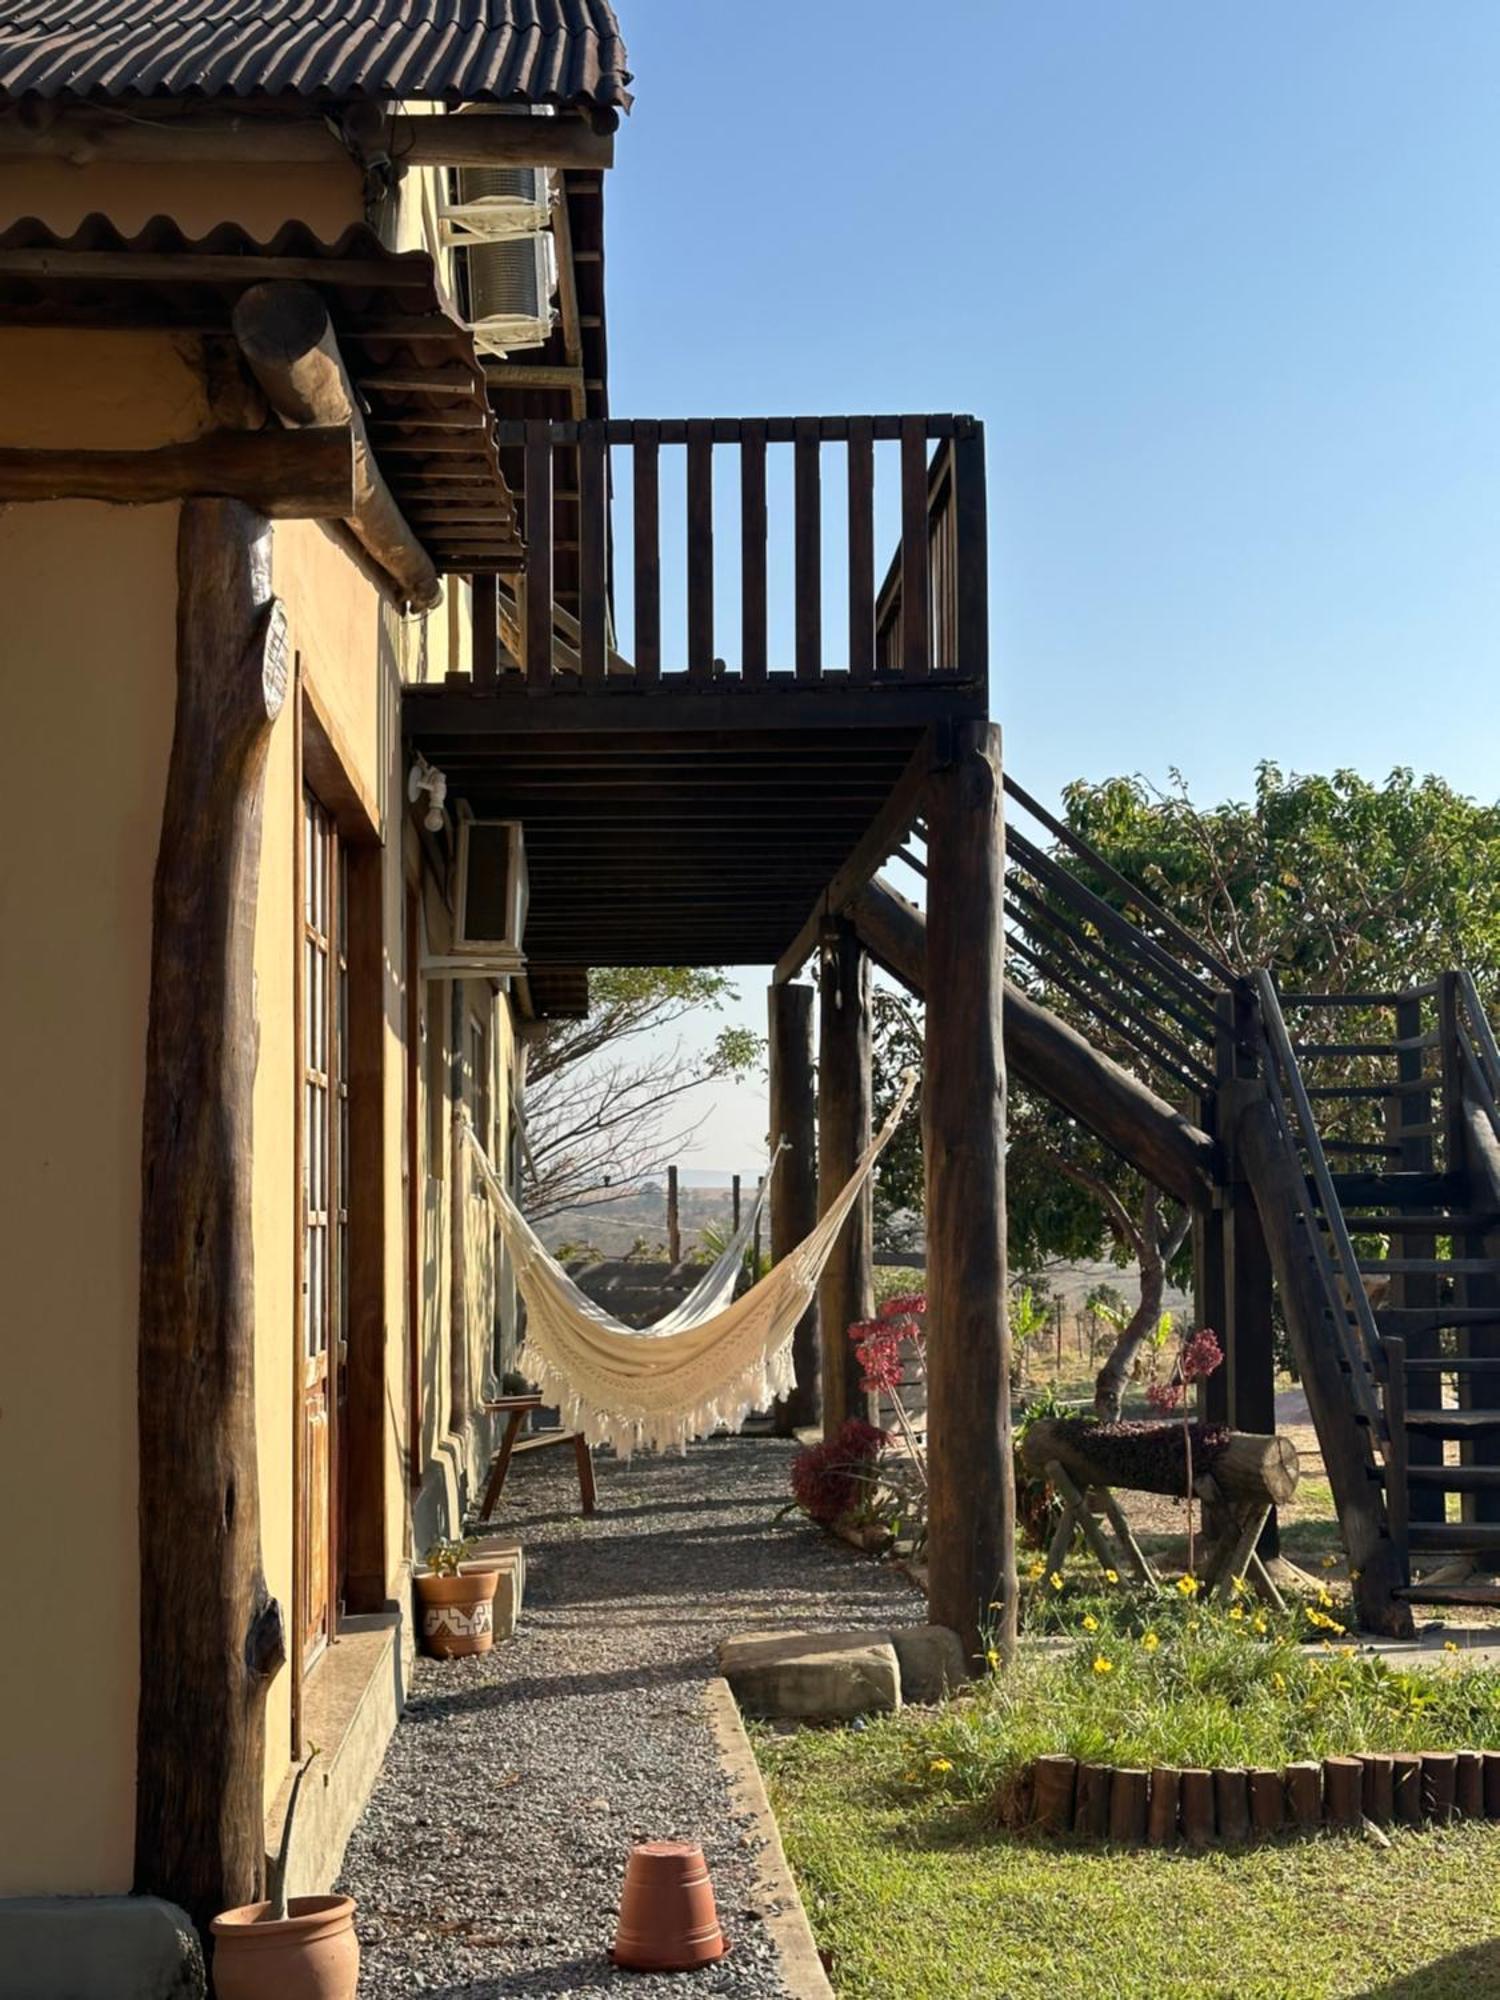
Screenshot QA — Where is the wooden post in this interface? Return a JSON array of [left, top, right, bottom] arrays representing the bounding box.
[[1033, 1756, 1077, 1835], [732, 1174, 742, 1230], [135, 500, 288, 1931], [1249, 1768, 1286, 1835], [923, 720, 1013, 1664], [817, 918, 874, 1437], [769, 983, 820, 1434], [1392, 1753, 1423, 1824], [666, 1164, 682, 1267], [1323, 1757, 1363, 1829], [1147, 1768, 1181, 1846], [1218, 994, 1281, 1559], [1180, 1769, 1215, 1847], [1285, 1762, 1323, 1829], [1362, 1754, 1394, 1826]]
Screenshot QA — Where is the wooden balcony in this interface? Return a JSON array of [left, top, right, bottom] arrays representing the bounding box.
[[403, 414, 990, 966]]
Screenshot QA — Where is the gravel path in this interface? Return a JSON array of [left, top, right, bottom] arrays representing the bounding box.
[[339, 1434, 921, 1997]]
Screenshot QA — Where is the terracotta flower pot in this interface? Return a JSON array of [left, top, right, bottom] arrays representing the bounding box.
[[611, 1841, 728, 1972], [415, 1565, 499, 1658], [211, 1894, 358, 2000]]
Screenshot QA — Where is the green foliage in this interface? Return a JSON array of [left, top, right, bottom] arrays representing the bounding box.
[[696, 1216, 770, 1283], [870, 987, 924, 1249], [422, 1536, 477, 1577]]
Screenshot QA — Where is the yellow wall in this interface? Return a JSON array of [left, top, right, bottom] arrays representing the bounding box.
[[0, 160, 364, 242]]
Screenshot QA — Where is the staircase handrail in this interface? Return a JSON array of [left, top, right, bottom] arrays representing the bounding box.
[[1456, 970, 1500, 1141], [1255, 970, 1386, 1433]]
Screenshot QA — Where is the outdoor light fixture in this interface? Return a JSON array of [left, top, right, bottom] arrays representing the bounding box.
[[408, 753, 448, 832]]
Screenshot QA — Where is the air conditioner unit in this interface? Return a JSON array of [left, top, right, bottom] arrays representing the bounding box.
[[445, 167, 557, 358], [422, 816, 530, 979]]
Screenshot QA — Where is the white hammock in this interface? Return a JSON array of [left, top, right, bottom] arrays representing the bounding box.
[[461, 1072, 917, 1455], [645, 1140, 783, 1335]]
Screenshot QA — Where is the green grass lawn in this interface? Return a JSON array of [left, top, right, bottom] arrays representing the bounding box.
[[759, 1725, 1500, 1999]]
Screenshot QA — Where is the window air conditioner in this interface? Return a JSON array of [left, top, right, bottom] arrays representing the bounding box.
[[422, 815, 530, 980], [444, 167, 557, 358]]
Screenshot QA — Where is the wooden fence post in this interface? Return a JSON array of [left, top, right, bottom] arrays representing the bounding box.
[[770, 982, 820, 1433], [817, 919, 874, 1437]]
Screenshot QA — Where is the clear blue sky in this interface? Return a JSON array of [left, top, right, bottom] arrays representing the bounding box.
[[598, 0, 1500, 1177]]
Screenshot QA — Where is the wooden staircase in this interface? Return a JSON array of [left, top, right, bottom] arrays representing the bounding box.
[[1263, 972, 1500, 1611]]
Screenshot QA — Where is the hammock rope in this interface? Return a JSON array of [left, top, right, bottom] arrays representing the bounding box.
[[460, 1071, 918, 1455]]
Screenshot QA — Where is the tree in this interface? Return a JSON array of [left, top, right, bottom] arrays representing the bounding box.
[[522, 968, 761, 1220], [871, 984, 924, 1252]]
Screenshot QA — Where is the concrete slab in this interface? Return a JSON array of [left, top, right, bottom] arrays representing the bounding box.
[[718, 1628, 901, 1719], [0, 1896, 203, 2000]]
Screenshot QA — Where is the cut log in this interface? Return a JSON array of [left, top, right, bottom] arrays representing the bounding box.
[[817, 919, 873, 1437], [1392, 1753, 1423, 1825], [1147, 1767, 1181, 1846], [1456, 1750, 1484, 1819], [1323, 1757, 1363, 1829], [849, 876, 1216, 1211], [1484, 1750, 1500, 1818], [1019, 1418, 1299, 1507], [1108, 1768, 1150, 1845], [1249, 1768, 1286, 1835], [1180, 1769, 1215, 1847], [1285, 1762, 1323, 1829], [1075, 1763, 1111, 1839], [1032, 1756, 1077, 1836], [233, 281, 444, 610], [1422, 1752, 1458, 1823], [0, 427, 354, 515], [1214, 1768, 1251, 1843], [1361, 1753, 1394, 1827], [135, 500, 288, 1934]]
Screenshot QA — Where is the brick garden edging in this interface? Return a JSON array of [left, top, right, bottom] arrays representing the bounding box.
[[1017, 1749, 1500, 1844]]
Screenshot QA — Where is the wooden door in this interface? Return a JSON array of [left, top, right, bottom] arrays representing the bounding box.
[[299, 789, 343, 1668]]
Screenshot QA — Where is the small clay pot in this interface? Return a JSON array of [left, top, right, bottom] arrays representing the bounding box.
[[611, 1841, 728, 1972], [415, 1566, 499, 1658], [211, 1894, 358, 2000]]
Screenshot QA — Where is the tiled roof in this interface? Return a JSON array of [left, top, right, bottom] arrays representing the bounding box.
[[0, 1, 631, 110]]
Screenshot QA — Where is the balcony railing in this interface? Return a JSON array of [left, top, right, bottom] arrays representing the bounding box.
[[485, 414, 988, 694]]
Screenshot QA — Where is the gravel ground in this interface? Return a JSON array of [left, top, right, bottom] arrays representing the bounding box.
[[339, 1434, 921, 1997]]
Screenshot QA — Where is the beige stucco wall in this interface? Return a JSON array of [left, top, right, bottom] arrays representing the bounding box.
[[0, 160, 364, 242]]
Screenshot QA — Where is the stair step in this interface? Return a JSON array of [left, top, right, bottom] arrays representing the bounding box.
[[1407, 1523, 1500, 1552], [1359, 1257, 1500, 1276], [1377, 1308, 1500, 1333], [1327, 1173, 1468, 1207], [1405, 1409, 1500, 1436], [1294, 1036, 1437, 1058], [1394, 1584, 1500, 1607], [1404, 1356, 1500, 1373], [1407, 1464, 1500, 1491], [1340, 1214, 1494, 1233]]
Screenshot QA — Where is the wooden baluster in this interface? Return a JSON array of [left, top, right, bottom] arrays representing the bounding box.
[[524, 424, 553, 690], [470, 572, 498, 689], [632, 423, 660, 686], [847, 416, 875, 681], [687, 419, 714, 679], [900, 414, 930, 679], [953, 419, 988, 683], [794, 417, 821, 681], [577, 420, 608, 686], [740, 419, 767, 683]]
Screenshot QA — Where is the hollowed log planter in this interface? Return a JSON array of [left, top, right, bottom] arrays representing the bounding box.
[[1018, 1750, 1500, 1846], [211, 1894, 358, 2000], [415, 1567, 499, 1659]]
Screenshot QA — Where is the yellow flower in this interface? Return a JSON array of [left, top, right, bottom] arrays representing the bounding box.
[[1252, 1615, 1268, 1636], [1228, 1606, 1244, 1622], [1081, 1614, 1099, 1633], [1104, 1569, 1119, 1585], [1317, 1586, 1334, 1609], [1272, 1672, 1287, 1693], [1025, 1562, 1046, 1584], [986, 1646, 1001, 1670], [1176, 1575, 1199, 1598], [1444, 1640, 1461, 1655], [930, 1757, 953, 1773], [1092, 1656, 1114, 1676], [1049, 1573, 1064, 1593], [1142, 1632, 1160, 1652], [1321, 1555, 1339, 1569], [1231, 1575, 1249, 1597]]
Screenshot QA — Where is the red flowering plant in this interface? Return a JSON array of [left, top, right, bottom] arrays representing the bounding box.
[[1148, 1326, 1224, 1575], [789, 1417, 889, 1527]]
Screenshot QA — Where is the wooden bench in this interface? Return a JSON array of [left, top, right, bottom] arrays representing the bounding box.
[[480, 1393, 596, 1521]]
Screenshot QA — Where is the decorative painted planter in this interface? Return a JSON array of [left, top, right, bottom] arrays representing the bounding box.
[[1014, 1748, 1500, 1846], [414, 1566, 500, 1658], [211, 1894, 358, 2000]]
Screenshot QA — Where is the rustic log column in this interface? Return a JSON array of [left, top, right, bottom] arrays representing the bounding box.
[[817, 918, 874, 1437], [769, 982, 820, 1434], [923, 720, 1013, 1664], [136, 499, 288, 1931]]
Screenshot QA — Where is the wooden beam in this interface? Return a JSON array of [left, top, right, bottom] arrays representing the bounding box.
[[773, 733, 936, 982], [848, 875, 1218, 1211], [135, 499, 287, 1931], [776, 976, 824, 1432], [0, 107, 613, 170], [482, 362, 587, 393], [0, 427, 354, 516], [817, 922, 873, 1438], [233, 281, 443, 610], [0, 246, 429, 290], [923, 719, 1013, 1665]]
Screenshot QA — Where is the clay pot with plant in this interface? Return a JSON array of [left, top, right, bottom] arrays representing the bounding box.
[[211, 1751, 359, 2000], [415, 1536, 499, 1659]]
